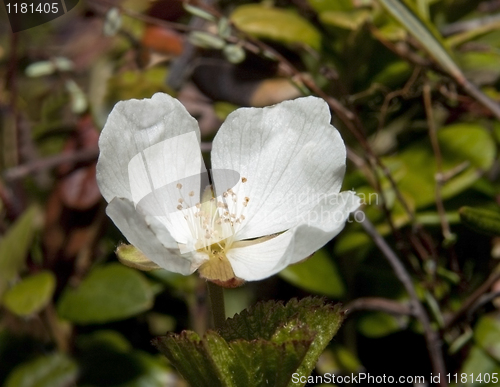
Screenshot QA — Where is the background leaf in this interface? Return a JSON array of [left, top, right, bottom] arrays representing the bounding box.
[[231, 4, 321, 50], [4, 353, 78, 387], [57, 263, 154, 324], [279, 249, 345, 297], [0, 206, 41, 298], [2, 271, 56, 316]]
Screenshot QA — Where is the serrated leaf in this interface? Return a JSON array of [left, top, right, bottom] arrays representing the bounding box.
[[218, 297, 343, 380], [4, 353, 78, 387], [3, 271, 56, 316], [231, 5, 321, 50], [153, 331, 223, 387], [0, 206, 41, 298], [459, 206, 500, 236], [154, 331, 311, 387], [209, 332, 311, 387], [153, 298, 343, 387], [279, 249, 345, 297], [57, 263, 154, 324]]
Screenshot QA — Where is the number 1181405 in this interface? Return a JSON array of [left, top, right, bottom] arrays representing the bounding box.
[[6, 2, 59, 13], [447, 373, 498, 384]]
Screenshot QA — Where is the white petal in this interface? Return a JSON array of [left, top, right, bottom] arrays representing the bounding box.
[[106, 197, 206, 275], [96, 93, 202, 204], [211, 96, 347, 240], [227, 191, 360, 281]]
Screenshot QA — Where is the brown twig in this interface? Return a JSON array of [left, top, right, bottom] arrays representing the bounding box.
[[359, 213, 448, 386], [3, 143, 213, 181], [3, 148, 99, 181], [423, 83, 453, 242], [343, 297, 414, 317], [440, 13, 500, 36], [444, 265, 500, 329]]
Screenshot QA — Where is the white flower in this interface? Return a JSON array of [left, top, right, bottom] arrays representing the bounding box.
[[96, 93, 360, 287]]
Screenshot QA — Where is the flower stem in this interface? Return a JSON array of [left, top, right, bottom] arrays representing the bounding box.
[[207, 281, 226, 329]]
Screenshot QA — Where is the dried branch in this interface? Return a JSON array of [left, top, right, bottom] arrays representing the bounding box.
[[444, 265, 500, 329], [440, 13, 500, 36], [359, 213, 448, 386], [344, 297, 414, 317], [3, 143, 213, 181]]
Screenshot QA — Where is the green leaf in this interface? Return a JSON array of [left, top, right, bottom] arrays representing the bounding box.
[[461, 346, 500, 386], [334, 231, 372, 254], [188, 31, 226, 50], [458, 51, 500, 85], [0, 332, 40, 385], [308, 0, 353, 13], [357, 312, 405, 338], [383, 123, 495, 209], [0, 206, 41, 298], [376, 23, 408, 42], [377, 0, 463, 79], [231, 4, 321, 50], [77, 330, 171, 386], [121, 352, 172, 387], [183, 3, 216, 22], [3, 271, 56, 316], [459, 206, 500, 236], [220, 297, 343, 382], [223, 44, 246, 64], [153, 331, 223, 387], [372, 60, 412, 87], [153, 298, 343, 387], [4, 353, 78, 387], [474, 315, 500, 362], [319, 10, 371, 30], [57, 263, 154, 324], [279, 249, 345, 297]]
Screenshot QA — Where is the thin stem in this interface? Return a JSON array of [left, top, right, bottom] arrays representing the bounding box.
[[444, 265, 500, 329], [207, 281, 226, 329], [423, 83, 453, 242], [344, 297, 414, 317], [359, 213, 448, 387]]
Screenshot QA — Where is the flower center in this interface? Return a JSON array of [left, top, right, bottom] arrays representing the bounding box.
[[175, 178, 249, 281]]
